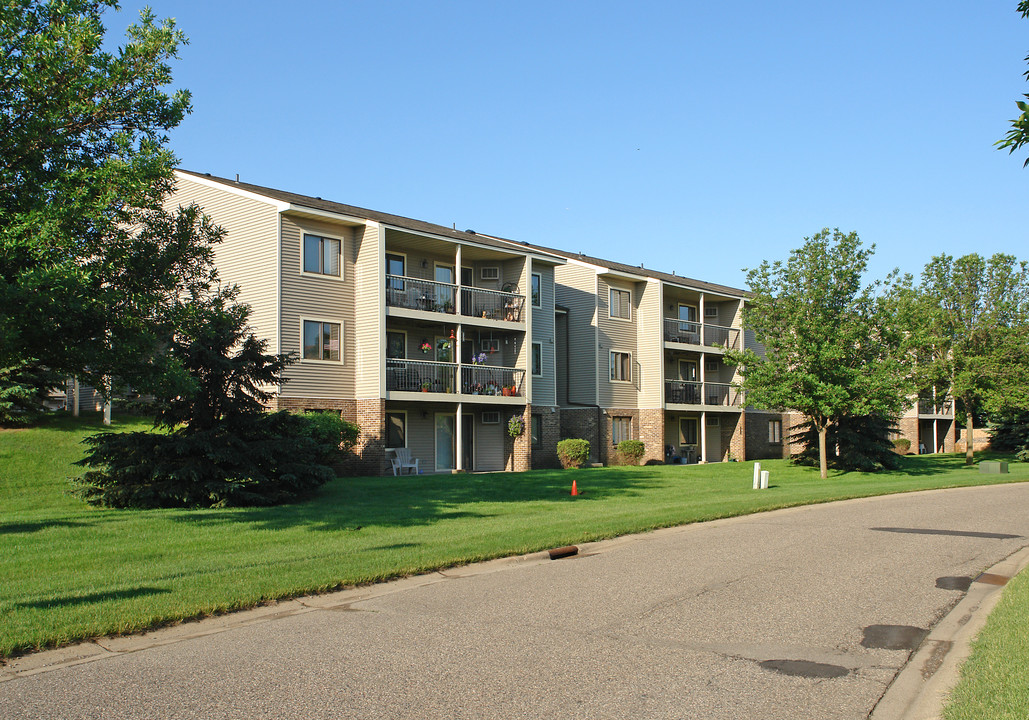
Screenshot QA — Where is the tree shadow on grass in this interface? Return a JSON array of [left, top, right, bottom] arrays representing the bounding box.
[[168, 466, 669, 533], [17, 586, 171, 609], [0, 519, 95, 535]]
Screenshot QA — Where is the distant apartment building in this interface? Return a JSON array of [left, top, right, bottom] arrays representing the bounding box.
[[167, 171, 952, 473]]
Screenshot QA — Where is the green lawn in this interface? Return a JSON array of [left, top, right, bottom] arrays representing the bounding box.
[[942, 563, 1029, 720], [2, 414, 1027, 659]]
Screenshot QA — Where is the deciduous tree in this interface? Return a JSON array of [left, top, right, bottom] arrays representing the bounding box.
[[725, 229, 912, 478]]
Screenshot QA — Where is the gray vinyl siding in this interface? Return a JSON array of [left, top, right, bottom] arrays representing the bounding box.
[[279, 215, 355, 398], [170, 176, 280, 352], [355, 223, 383, 398], [554, 264, 598, 406], [598, 277, 639, 408], [636, 279, 663, 407], [473, 413, 505, 471], [529, 262, 556, 405]]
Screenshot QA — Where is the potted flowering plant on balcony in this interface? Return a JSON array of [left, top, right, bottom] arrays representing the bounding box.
[[420, 340, 432, 354], [485, 382, 499, 396], [471, 352, 487, 365], [470, 382, 484, 395], [420, 380, 431, 392]]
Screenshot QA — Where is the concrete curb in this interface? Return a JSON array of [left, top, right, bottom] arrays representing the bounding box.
[[869, 544, 1029, 720]]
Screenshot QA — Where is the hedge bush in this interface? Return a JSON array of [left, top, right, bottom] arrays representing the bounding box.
[[617, 439, 646, 465], [557, 438, 590, 469], [893, 438, 911, 455]]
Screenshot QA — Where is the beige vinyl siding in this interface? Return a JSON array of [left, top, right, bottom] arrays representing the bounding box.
[[744, 328, 766, 356], [554, 264, 598, 406], [280, 215, 355, 398], [170, 176, 280, 352], [355, 223, 383, 398], [636, 279, 663, 407], [598, 277, 639, 408], [529, 263, 556, 405]]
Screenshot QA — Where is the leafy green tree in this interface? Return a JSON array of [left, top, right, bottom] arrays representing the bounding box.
[[0, 0, 219, 396], [998, 2, 1029, 165], [790, 414, 902, 472], [74, 291, 346, 508], [0, 360, 62, 426], [906, 253, 1029, 464], [725, 229, 912, 479]]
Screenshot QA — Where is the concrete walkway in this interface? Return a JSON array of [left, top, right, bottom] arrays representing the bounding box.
[[3, 483, 1028, 719]]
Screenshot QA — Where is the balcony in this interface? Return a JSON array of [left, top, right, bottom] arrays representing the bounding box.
[[918, 397, 953, 415], [666, 381, 742, 407], [663, 319, 740, 351], [386, 275, 525, 324], [461, 286, 524, 323], [386, 359, 525, 398]]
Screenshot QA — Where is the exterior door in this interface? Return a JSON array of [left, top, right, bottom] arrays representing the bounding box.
[[435, 413, 456, 471]]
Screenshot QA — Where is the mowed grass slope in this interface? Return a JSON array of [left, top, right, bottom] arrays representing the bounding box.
[[2, 414, 1027, 658]]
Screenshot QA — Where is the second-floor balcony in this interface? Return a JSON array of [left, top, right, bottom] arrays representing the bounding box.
[[918, 397, 954, 415], [386, 358, 525, 397], [665, 380, 743, 407], [386, 275, 525, 323], [663, 319, 740, 351]]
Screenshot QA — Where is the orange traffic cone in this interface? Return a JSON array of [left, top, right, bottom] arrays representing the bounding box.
[[571, 479, 578, 496]]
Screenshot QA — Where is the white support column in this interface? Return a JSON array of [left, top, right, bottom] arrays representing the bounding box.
[[455, 244, 463, 316], [102, 376, 111, 426], [933, 419, 939, 454], [700, 410, 707, 463], [72, 377, 80, 417], [698, 293, 706, 345], [455, 402, 464, 471]]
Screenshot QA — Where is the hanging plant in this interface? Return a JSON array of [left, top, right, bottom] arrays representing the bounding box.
[[508, 415, 524, 438]]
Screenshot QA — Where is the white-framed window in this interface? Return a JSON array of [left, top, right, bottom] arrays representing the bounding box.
[[386, 330, 406, 359], [706, 414, 720, 426], [531, 273, 542, 308], [609, 288, 631, 320], [704, 306, 719, 319], [481, 411, 500, 424], [532, 342, 543, 376], [531, 415, 542, 447], [481, 338, 500, 353], [769, 419, 782, 443], [610, 351, 631, 382], [302, 319, 342, 362], [612, 416, 632, 445], [705, 359, 719, 373], [386, 411, 406, 448], [302, 234, 342, 277], [480, 266, 500, 281]]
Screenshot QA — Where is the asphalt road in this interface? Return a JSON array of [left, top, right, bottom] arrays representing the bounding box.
[[3, 483, 1029, 719]]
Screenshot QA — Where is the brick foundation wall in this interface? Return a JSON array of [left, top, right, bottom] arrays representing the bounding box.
[[638, 408, 664, 465], [506, 405, 532, 471], [560, 407, 601, 463], [956, 427, 991, 453], [532, 407, 562, 469], [719, 413, 745, 462], [745, 411, 787, 460], [896, 417, 918, 454]]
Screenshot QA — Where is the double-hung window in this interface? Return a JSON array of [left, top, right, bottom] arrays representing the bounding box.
[[303, 320, 341, 361], [532, 342, 543, 376], [610, 351, 631, 382], [612, 416, 632, 445], [768, 419, 782, 444], [609, 288, 631, 320], [531, 273, 542, 308], [303, 234, 341, 277]]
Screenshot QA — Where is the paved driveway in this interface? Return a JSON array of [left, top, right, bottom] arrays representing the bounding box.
[[3, 483, 1028, 719]]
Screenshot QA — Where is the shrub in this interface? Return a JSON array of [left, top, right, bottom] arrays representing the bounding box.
[[557, 438, 590, 469], [617, 439, 646, 465], [299, 411, 360, 459], [893, 438, 911, 455]]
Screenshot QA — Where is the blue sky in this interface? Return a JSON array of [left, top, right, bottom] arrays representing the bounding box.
[[109, 1, 1028, 289]]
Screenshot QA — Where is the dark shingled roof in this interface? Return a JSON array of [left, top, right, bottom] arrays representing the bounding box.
[[177, 170, 747, 297]]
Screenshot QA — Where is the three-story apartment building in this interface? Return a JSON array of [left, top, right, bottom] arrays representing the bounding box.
[[170, 171, 949, 473]]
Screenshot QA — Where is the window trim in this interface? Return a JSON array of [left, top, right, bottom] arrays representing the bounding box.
[[301, 233, 344, 279], [531, 273, 542, 308], [679, 359, 698, 382], [678, 303, 698, 323], [386, 410, 407, 449], [610, 350, 632, 383], [769, 419, 782, 444], [531, 414, 542, 447], [609, 287, 632, 321], [679, 417, 699, 446], [532, 341, 543, 376], [300, 317, 344, 363]]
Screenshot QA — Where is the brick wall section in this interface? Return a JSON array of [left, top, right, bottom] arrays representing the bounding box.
[[956, 427, 991, 453], [532, 407, 562, 469], [942, 420, 956, 452], [560, 407, 600, 463], [719, 413, 745, 462], [507, 405, 532, 471], [354, 399, 388, 475], [638, 408, 664, 465], [745, 411, 787, 460], [896, 417, 919, 454]]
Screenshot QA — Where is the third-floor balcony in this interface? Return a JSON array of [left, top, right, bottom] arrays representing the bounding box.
[[663, 319, 740, 351], [665, 380, 743, 407], [386, 275, 524, 323], [917, 397, 954, 415]]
